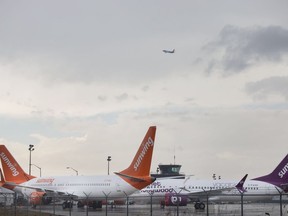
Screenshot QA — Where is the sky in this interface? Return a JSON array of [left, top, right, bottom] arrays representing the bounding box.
[[0, 0, 288, 180]]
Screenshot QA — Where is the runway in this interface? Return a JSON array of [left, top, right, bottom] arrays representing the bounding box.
[[27, 202, 288, 216]]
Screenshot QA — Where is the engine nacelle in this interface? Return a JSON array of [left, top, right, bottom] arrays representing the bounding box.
[[30, 191, 52, 206], [164, 193, 188, 206]]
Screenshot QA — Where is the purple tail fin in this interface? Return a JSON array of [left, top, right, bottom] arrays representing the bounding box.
[[252, 154, 288, 192], [236, 174, 248, 193]]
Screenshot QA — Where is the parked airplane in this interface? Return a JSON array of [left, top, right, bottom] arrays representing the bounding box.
[[131, 154, 288, 209], [162, 49, 175, 53], [0, 126, 157, 209]]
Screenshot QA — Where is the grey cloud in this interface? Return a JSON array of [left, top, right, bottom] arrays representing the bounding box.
[[115, 93, 129, 102], [0, 1, 178, 85], [141, 86, 150, 92], [203, 25, 288, 75], [245, 76, 288, 100], [185, 98, 195, 103], [97, 96, 107, 102]]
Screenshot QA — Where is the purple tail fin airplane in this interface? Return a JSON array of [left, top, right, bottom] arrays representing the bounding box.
[[131, 154, 288, 210], [252, 154, 288, 192], [235, 174, 248, 193]]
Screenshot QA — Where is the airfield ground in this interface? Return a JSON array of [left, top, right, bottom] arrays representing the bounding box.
[[1, 202, 287, 216], [0, 207, 52, 216]]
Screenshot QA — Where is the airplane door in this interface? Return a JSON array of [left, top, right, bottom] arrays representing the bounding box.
[[115, 182, 121, 193]]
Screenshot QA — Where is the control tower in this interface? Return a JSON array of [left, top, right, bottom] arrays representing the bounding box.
[[151, 164, 185, 179]]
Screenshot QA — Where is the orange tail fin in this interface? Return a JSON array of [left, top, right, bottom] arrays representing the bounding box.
[[115, 126, 156, 189], [0, 168, 5, 187], [0, 145, 35, 184]]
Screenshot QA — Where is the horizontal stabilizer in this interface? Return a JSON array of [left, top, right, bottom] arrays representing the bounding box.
[[280, 183, 288, 192], [115, 172, 155, 183]]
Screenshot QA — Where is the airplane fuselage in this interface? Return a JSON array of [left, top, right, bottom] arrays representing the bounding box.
[[17, 175, 138, 199], [132, 178, 282, 203], [162, 49, 175, 53]]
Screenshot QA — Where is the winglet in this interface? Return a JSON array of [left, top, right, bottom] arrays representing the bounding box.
[[115, 126, 156, 190], [252, 154, 288, 192], [235, 174, 248, 193], [0, 145, 36, 184]]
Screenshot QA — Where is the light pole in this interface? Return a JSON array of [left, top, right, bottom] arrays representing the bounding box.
[[107, 156, 111, 175], [32, 164, 42, 177], [28, 144, 34, 175], [67, 167, 78, 176]]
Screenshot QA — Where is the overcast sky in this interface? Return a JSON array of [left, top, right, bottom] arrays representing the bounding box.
[[1, 0, 288, 180]]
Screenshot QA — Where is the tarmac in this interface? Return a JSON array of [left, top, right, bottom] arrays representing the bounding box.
[[22, 202, 288, 216]]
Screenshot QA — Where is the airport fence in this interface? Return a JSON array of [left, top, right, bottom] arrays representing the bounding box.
[[1, 192, 288, 216]]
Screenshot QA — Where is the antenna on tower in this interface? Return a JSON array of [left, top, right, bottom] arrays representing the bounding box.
[[173, 145, 176, 165]]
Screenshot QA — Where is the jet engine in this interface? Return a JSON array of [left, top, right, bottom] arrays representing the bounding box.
[[30, 191, 52, 206], [164, 193, 188, 206]]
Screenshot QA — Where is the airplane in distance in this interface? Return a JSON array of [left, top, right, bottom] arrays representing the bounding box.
[[162, 49, 175, 53], [131, 154, 288, 210], [0, 126, 157, 209]]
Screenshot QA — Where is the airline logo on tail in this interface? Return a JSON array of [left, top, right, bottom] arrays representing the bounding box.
[[116, 126, 156, 190], [278, 162, 288, 178], [253, 154, 288, 192], [0, 145, 35, 184], [134, 137, 154, 171], [0, 152, 19, 177]]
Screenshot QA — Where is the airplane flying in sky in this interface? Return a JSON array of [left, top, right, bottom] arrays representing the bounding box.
[[0, 126, 157, 209], [131, 154, 288, 209], [162, 49, 175, 53]]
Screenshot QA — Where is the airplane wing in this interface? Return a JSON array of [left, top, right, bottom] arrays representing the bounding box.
[[179, 186, 238, 197], [3, 182, 76, 198]]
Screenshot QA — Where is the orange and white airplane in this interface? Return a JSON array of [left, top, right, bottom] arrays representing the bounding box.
[[0, 126, 156, 208]]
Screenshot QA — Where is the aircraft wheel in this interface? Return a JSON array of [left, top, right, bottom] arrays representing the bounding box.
[[77, 201, 84, 208], [199, 202, 205, 209], [62, 201, 73, 209], [62, 202, 67, 209], [194, 202, 200, 209], [92, 201, 102, 209]]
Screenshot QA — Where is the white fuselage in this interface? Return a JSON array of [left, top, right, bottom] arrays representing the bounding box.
[[15, 175, 137, 200], [131, 178, 282, 203]]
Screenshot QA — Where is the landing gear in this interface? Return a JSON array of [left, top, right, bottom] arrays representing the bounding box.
[[76, 200, 103, 209], [91, 201, 102, 209], [62, 201, 73, 209], [194, 201, 205, 210], [77, 201, 85, 208]]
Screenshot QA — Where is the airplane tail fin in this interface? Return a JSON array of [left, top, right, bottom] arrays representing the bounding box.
[[0, 145, 35, 184], [235, 174, 248, 193], [0, 168, 5, 187], [252, 154, 288, 192], [115, 126, 156, 190]]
